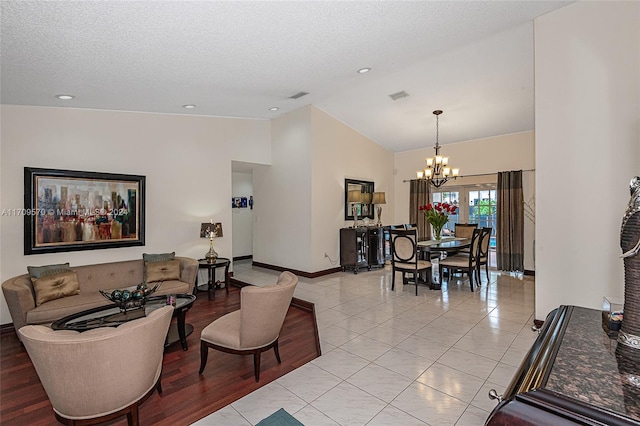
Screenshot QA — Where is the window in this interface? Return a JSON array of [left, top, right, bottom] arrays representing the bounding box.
[[432, 184, 497, 264]]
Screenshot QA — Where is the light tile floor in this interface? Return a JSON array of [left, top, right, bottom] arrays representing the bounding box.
[[193, 261, 536, 426]]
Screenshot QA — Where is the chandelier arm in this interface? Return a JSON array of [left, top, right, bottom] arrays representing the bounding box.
[[416, 109, 458, 188]]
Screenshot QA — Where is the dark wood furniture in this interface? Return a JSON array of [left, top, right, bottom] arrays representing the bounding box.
[[390, 228, 432, 295], [340, 226, 390, 274], [197, 258, 230, 300], [486, 305, 640, 425], [438, 229, 482, 291], [52, 294, 196, 351], [417, 237, 472, 290]]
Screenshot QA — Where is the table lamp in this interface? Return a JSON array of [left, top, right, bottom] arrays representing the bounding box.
[[200, 221, 223, 263], [347, 190, 363, 228], [373, 192, 386, 226]]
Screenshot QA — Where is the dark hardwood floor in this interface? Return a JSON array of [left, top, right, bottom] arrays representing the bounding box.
[[0, 284, 321, 425]]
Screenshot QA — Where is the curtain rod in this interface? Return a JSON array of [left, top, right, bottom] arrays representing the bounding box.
[[402, 168, 535, 183]]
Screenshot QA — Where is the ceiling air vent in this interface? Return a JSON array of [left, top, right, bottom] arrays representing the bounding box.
[[388, 90, 409, 101], [289, 91, 309, 100]]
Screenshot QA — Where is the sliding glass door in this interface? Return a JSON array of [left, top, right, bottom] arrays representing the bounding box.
[[432, 184, 497, 264]]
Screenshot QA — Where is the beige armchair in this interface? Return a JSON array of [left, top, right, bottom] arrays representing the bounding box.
[[199, 271, 298, 382], [18, 305, 173, 426]]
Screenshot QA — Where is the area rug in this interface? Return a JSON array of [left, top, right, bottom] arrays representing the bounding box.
[[256, 408, 304, 425]]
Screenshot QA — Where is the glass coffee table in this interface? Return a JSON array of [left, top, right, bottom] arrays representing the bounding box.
[[51, 294, 196, 351]]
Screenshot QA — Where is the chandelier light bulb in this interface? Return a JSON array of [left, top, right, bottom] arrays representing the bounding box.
[[453, 168, 460, 177], [417, 170, 424, 179]]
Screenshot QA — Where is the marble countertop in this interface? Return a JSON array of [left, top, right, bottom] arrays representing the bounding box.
[[546, 306, 640, 421]]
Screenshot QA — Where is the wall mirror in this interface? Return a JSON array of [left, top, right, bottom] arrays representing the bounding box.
[[344, 178, 375, 220]]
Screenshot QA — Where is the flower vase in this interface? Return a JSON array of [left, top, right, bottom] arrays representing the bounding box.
[[432, 225, 443, 240]]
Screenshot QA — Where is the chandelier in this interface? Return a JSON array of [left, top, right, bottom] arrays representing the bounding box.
[[416, 110, 459, 188]]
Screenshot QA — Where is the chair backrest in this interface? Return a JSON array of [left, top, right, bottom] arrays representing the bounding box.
[[390, 228, 419, 264], [239, 271, 298, 348], [468, 228, 483, 266], [18, 306, 173, 420], [478, 227, 492, 258], [455, 223, 478, 239]]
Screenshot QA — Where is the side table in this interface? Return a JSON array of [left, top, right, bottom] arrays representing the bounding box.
[[197, 258, 230, 300]]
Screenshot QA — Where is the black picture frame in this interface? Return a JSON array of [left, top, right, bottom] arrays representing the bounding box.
[[24, 167, 145, 255], [344, 178, 375, 221]]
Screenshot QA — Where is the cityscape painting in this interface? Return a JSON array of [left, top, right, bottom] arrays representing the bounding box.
[[24, 167, 145, 254]]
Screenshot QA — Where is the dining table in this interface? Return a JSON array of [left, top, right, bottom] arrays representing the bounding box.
[[417, 237, 472, 289]]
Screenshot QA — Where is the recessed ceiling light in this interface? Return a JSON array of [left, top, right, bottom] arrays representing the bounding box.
[[55, 94, 74, 100], [182, 104, 196, 109], [269, 107, 279, 111], [357, 67, 371, 74]]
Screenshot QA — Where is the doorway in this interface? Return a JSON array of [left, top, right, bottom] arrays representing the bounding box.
[[432, 184, 497, 267]]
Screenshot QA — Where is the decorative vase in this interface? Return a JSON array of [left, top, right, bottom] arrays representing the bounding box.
[[432, 225, 443, 240]]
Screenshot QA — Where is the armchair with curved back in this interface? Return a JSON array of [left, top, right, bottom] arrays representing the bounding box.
[[18, 305, 174, 426], [199, 271, 298, 382], [438, 228, 482, 291], [390, 228, 432, 295]]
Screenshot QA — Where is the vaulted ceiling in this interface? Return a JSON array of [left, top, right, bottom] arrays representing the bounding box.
[[1, 1, 571, 152]]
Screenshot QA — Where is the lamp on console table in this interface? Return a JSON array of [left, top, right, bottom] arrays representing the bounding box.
[[347, 190, 363, 228], [200, 221, 223, 263], [373, 192, 386, 226]]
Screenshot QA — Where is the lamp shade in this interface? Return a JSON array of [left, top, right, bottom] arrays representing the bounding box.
[[372, 192, 386, 205], [347, 190, 363, 203], [361, 192, 372, 204], [200, 222, 223, 238]]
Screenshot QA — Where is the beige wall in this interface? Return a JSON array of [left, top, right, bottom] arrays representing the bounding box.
[[535, 1, 640, 320], [253, 105, 394, 273], [310, 106, 395, 272], [253, 106, 313, 271], [0, 105, 271, 324], [393, 131, 536, 269]]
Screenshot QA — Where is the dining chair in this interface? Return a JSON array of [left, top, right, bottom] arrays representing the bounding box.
[[438, 228, 482, 291], [199, 271, 298, 382], [476, 227, 493, 285], [454, 223, 477, 238], [390, 228, 432, 295]]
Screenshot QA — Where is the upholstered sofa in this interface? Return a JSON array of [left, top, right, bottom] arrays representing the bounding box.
[[2, 256, 198, 333]]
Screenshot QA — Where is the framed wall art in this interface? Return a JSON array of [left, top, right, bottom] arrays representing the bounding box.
[[24, 167, 146, 255]]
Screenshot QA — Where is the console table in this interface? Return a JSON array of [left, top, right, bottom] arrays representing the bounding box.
[[340, 226, 390, 274], [486, 305, 640, 425]]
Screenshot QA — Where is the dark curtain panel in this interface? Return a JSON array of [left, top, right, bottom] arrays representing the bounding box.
[[409, 179, 430, 241], [496, 170, 524, 271]]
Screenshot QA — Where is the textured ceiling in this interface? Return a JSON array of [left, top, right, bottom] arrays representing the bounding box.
[[1, 1, 571, 152]]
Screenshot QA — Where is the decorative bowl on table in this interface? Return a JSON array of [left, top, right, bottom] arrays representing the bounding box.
[[99, 282, 162, 312]]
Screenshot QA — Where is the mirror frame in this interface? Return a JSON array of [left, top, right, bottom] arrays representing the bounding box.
[[344, 178, 375, 221]]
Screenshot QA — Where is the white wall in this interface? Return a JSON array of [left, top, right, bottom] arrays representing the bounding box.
[[0, 105, 271, 324], [231, 172, 253, 258], [253, 106, 313, 271], [310, 106, 394, 271], [535, 1, 640, 320], [394, 131, 536, 269], [253, 105, 394, 273]]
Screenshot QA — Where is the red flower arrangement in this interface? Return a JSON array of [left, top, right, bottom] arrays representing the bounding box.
[[419, 202, 458, 240]]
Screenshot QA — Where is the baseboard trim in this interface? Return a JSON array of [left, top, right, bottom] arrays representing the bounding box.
[[233, 255, 253, 262], [251, 261, 341, 279], [1, 322, 15, 335], [524, 269, 535, 276]]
